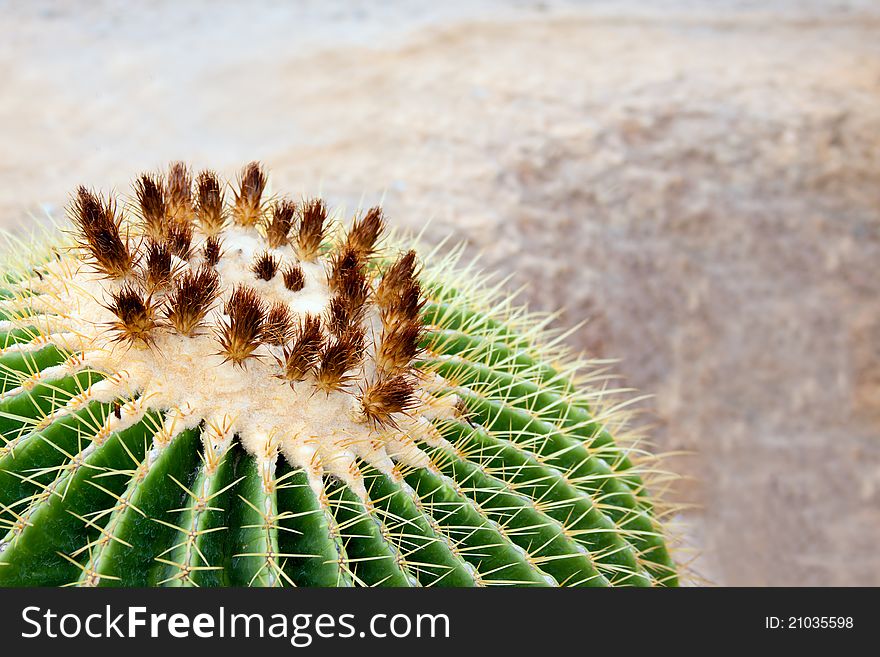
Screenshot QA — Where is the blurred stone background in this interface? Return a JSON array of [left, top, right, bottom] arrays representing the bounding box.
[[1, 0, 878, 585]]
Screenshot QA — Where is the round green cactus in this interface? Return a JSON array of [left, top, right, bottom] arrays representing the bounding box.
[[0, 162, 677, 587]]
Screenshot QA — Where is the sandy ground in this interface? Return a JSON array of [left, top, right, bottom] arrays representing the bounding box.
[[1, 0, 879, 585]]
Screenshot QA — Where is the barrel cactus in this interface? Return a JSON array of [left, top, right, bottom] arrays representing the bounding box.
[[0, 162, 677, 587]]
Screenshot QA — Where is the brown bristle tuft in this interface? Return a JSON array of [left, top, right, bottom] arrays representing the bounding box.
[[376, 319, 424, 374], [143, 241, 174, 290], [380, 280, 425, 328], [71, 186, 133, 280], [266, 199, 296, 248], [328, 247, 370, 311], [328, 246, 360, 290], [196, 170, 225, 235], [277, 314, 323, 383], [216, 285, 266, 366], [232, 161, 266, 227], [342, 267, 370, 311], [263, 302, 294, 346], [202, 235, 223, 267], [346, 206, 385, 258], [376, 250, 419, 307], [359, 374, 417, 428], [282, 263, 305, 292], [297, 198, 327, 261], [165, 161, 194, 225], [314, 325, 365, 393], [325, 296, 350, 337], [134, 173, 168, 240], [325, 294, 366, 337], [106, 284, 159, 346], [252, 251, 280, 281], [165, 265, 220, 336], [166, 221, 193, 260]]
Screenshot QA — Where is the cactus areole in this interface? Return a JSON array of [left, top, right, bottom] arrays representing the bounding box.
[[0, 162, 677, 587]]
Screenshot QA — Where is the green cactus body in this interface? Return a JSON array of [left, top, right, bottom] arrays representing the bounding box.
[[0, 162, 677, 587]]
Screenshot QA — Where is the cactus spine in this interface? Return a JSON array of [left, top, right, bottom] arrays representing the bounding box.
[[0, 162, 677, 586]]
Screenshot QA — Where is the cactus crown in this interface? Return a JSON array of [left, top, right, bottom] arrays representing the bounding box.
[[0, 162, 678, 587], [12, 161, 447, 499]]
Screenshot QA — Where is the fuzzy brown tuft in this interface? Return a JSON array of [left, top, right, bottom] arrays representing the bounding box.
[[166, 222, 193, 260], [216, 285, 266, 366], [165, 265, 220, 336], [232, 161, 266, 227], [252, 251, 280, 281], [376, 250, 419, 307], [297, 198, 327, 261], [328, 247, 361, 291], [143, 241, 174, 291], [134, 173, 168, 240], [195, 170, 225, 236], [263, 302, 294, 346], [71, 186, 134, 280], [376, 319, 423, 374], [325, 294, 368, 338], [346, 206, 385, 258], [265, 199, 296, 248], [380, 280, 425, 329], [106, 284, 160, 346], [277, 314, 323, 383], [359, 374, 417, 428], [202, 235, 223, 267], [165, 162, 194, 225], [282, 263, 305, 292], [314, 325, 365, 393], [328, 247, 370, 313]]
